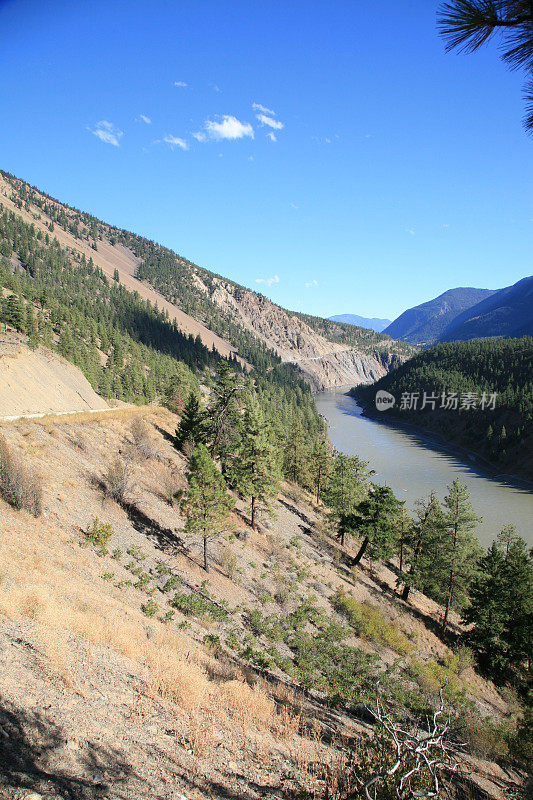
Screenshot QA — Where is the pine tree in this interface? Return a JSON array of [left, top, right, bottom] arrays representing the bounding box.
[[399, 492, 445, 602], [464, 532, 533, 682], [440, 479, 482, 636], [324, 453, 371, 545], [206, 360, 245, 464], [3, 293, 25, 332], [283, 419, 310, 487], [175, 392, 207, 455], [349, 484, 403, 567], [309, 438, 332, 505], [229, 396, 280, 530], [180, 445, 234, 572]]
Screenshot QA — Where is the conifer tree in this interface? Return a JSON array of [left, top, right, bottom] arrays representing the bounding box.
[[464, 531, 532, 682], [283, 419, 310, 487], [324, 453, 371, 545], [309, 438, 332, 505], [399, 492, 445, 602], [206, 360, 245, 464], [180, 445, 234, 572], [440, 479, 482, 636], [175, 392, 207, 455], [3, 293, 25, 332], [229, 396, 280, 530], [349, 484, 403, 566]]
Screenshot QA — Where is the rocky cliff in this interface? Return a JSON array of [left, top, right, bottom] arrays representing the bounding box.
[[205, 278, 406, 390]]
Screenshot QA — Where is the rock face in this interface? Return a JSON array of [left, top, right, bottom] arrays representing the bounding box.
[[207, 279, 406, 390]]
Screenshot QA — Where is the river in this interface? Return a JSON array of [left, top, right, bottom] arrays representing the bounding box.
[[315, 388, 533, 549]]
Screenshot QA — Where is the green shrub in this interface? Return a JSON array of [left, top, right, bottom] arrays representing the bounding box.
[[85, 517, 114, 551], [332, 589, 412, 656], [162, 575, 183, 592], [142, 599, 159, 618]]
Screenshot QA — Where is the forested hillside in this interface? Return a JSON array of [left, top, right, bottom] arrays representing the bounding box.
[[0, 204, 327, 490], [355, 338, 533, 480], [0, 171, 411, 389]]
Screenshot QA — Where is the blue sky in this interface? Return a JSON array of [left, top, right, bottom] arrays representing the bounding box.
[[1, 0, 531, 321]]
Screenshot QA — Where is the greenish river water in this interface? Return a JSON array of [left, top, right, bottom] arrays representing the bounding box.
[[315, 388, 533, 549]]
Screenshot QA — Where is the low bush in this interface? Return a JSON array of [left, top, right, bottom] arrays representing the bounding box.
[[84, 517, 114, 551], [332, 589, 412, 655], [102, 457, 132, 504], [0, 435, 42, 516]]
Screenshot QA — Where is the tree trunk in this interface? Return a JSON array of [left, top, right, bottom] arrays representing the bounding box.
[[203, 536, 209, 572], [352, 536, 369, 566], [316, 467, 321, 506], [397, 538, 404, 592], [251, 496, 256, 530], [401, 584, 411, 602], [442, 569, 454, 636]]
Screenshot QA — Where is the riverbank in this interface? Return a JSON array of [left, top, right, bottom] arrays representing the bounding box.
[[315, 389, 533, 547], [350, 391, 533, 492]]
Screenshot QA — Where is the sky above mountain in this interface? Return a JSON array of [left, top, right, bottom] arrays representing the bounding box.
[[1, 0, 531, 320]]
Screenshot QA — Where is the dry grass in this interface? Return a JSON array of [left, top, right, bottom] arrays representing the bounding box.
[[101, 457, 133, 504], [0, 433, 42, 516]]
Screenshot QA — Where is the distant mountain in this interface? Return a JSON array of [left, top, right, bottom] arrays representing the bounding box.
[[329, 314, 391, 332], [383, 287, 495, 344], [440, 276, 533, 342]]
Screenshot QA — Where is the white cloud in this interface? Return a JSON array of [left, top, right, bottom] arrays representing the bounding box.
[[138, 114, 151, 124], [211, 83, 221, 92], [204, 115, 254, 140], [290, 202, 298, 210], [266, 132, 277, 142], [252, 102, 276, 116], [256, 113, 284, 130], [405, 228, 415, 236], [90, 120, 123, 146], [192, 131, 207, 143], [305, 279, 319, 288], [163, 134, 188, 150], [256, 275, 279, 287], [174, 81, 187, 87]]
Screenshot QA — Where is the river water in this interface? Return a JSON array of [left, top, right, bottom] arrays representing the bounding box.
[[315, 388, 533, 549]]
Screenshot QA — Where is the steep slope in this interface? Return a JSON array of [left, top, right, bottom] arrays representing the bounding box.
[[384, 287, 495, 344], [329, 314, 391, 332], [0, 173, 243, 365], [0, 332, 109, 418], [1, 171, 411, 390], [440, 276, 533, 342], [0, 408, 524, 799]]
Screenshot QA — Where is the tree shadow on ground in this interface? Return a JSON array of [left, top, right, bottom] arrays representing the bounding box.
[[0, 695, 137, 799], [123, 501, 186, 557]]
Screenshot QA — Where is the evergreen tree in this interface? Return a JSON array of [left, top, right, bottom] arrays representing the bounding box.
[[229, 395, 280, 530], [464, 532, 533, 683], [175, 392, 207, 455], [399, 492, 445, 602], [348, 484, 403, 567], [206, 360, 245, 464], [324, 453, 371, 545], [283, 419, 310, 487], [179, 445, 234, 572], [440, 479, 482, 636], [3, 293, 25, 332], [309, 438, 332, 505]]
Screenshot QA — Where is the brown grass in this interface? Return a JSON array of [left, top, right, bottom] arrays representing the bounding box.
[[0, 433, 42, 516]]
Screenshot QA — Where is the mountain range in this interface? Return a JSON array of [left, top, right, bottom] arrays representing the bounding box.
[[383, 280, 533, 344], [328, 314, 391, 332]]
